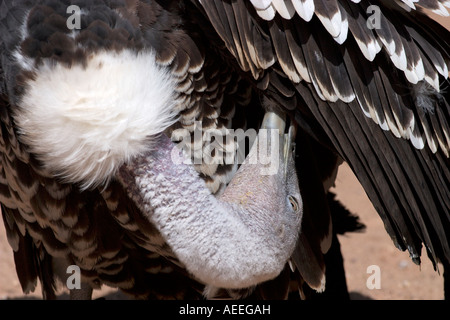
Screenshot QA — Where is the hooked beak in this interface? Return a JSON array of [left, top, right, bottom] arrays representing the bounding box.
[[116, 111, 302, 290], [260, 112, 297, 180]]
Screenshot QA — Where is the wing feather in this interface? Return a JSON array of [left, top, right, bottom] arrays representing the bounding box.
[[291, 0, 315, 22], [314, 31, 355, 103], [269, 17, 303, 83], [221, 0, 251, 73], [414, 0, 450, 15], [406, 25, 449, 79], [340, 1, 381, 62], [196, 0, 450, 270], [294, 19, 338, 101], [231, 1, 261, 78], [283, 20, 311, 83], [313, 0, 343, 39]]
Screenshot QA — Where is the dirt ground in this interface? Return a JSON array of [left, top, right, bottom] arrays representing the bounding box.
[[332, 163, 444, 300], [0, 162, 444, 300]]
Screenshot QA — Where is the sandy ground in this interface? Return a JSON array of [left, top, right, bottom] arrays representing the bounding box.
[[332, 163, 444, 300], [0, 162, 444, 300]]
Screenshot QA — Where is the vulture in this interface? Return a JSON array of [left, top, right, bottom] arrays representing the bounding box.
[[0, 0, 448, 299]]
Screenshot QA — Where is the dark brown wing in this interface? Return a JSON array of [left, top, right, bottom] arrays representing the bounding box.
[[193, 0, 450, 273]]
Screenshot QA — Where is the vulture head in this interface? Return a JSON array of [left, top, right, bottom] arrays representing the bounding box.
[[115, 112, 303, 289]]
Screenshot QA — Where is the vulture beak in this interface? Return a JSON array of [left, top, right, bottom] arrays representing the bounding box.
[[285, 124, 297, 178], [260, 111, 297, 181], [116, 111, 302, 289]]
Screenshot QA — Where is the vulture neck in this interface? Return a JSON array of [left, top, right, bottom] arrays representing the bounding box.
[[116, 114, 301, 289]]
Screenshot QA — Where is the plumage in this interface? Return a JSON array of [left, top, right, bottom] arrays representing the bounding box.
[[418, 0, 450, 15], [271, 0, 296, 20], [314, 0, 343, 39], [333, 2, 349, 45], [292, 0, 315, 22], [269, 17, 303, 83], [249, 0, 272, 10], [194, 0, 450, 293], [283, 21, 312, 83], [295, 19, 339, 102], [0, 0, 449, 301]]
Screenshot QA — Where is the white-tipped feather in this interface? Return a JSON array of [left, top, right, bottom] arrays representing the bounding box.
[[409, 131, 425, 149], [431, 2, 450, 16], [407, 118, 425, 149], [368, 102, 379, 125], [378, 114, 389, 131], [442, 124, 450, 156], [334, 26, 348, 45], [390, 46, 408, 71], [316, 10, 342, 39], [14, 49, 178, 189], [255, 4, 276, 20], [356, 96, 373, 119], [414, 58, 425, 81], [424, 72, 440, 91], [333, 7, 348, 45], [330, 78, 355, 103], [401, 0, 417, 9], [249, 0, 272, 10], [435, 58, 449, 78], [395, 0, 414, 11], [374, 38, 383, 54], [310, 76, 327, 101], [382, 39, 397, 57], [291, 54, 311, 83], [424, 129, 438, 154], [292, 0, 315, 21], [355, 38, 378, 61], [385, 112, 402, 138], [405, 67, 420, 84], [395, 0, 416, 12]]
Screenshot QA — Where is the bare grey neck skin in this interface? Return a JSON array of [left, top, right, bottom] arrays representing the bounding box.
[[116, 112, 302, 290]]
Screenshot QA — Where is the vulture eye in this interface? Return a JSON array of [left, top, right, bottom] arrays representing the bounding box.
[[288, 195, 299, 212]]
